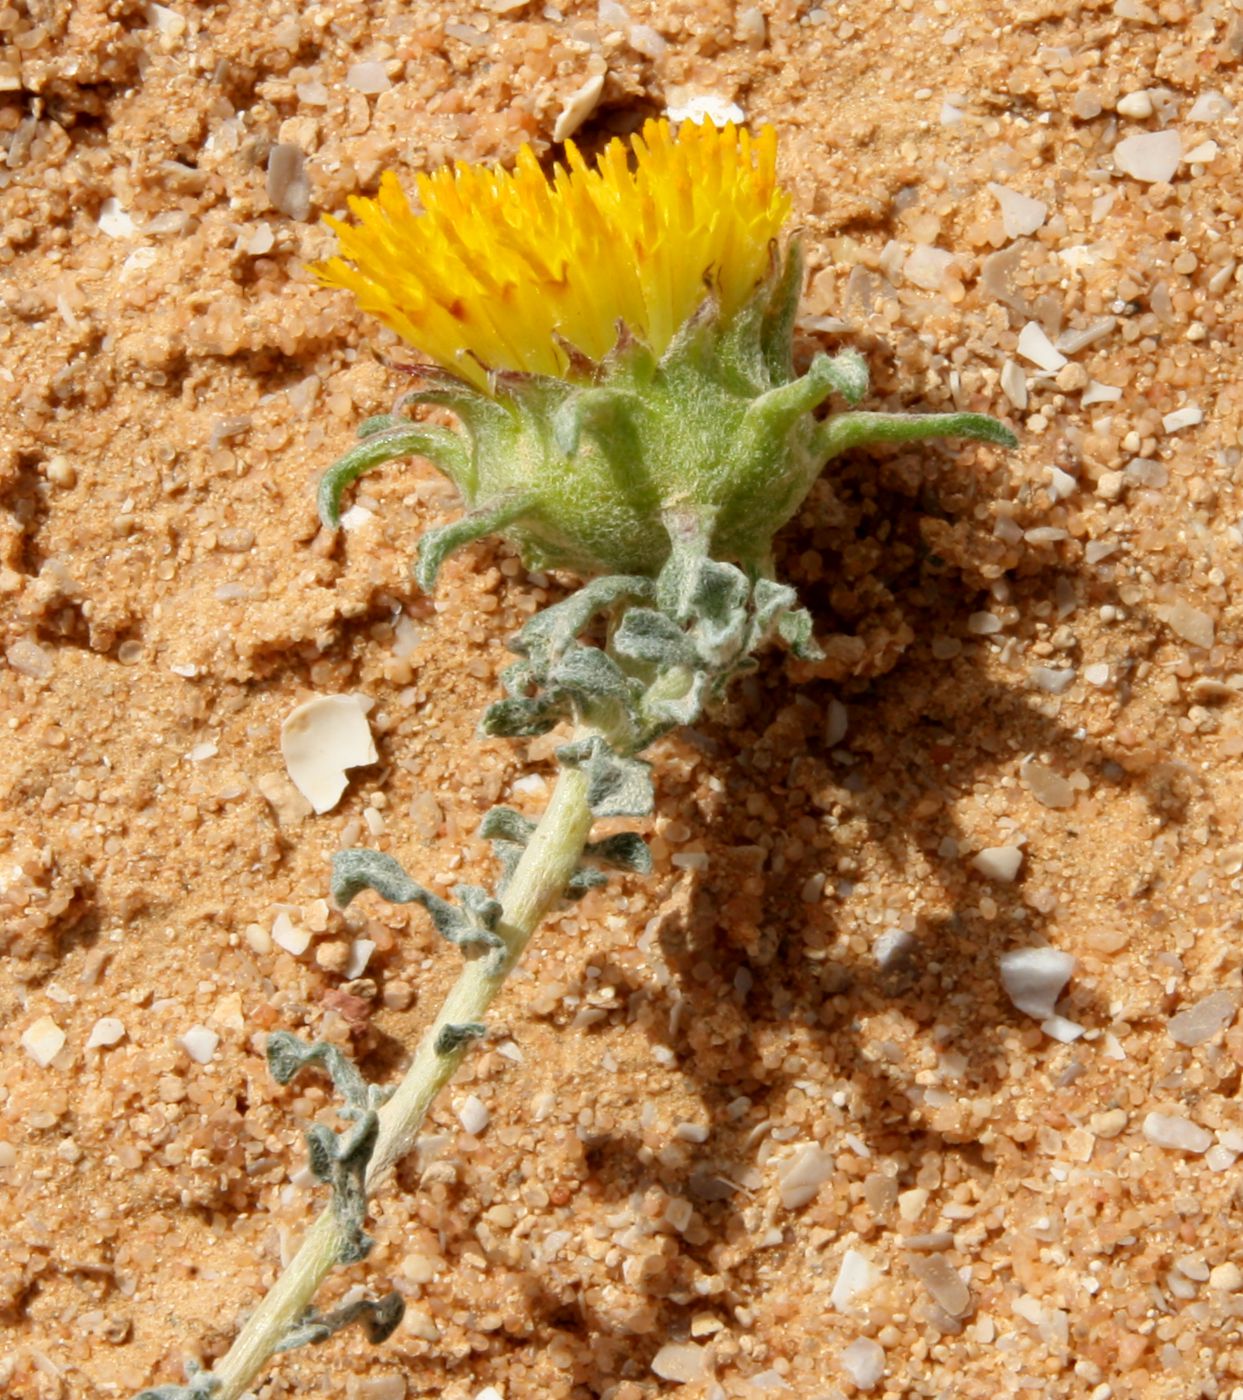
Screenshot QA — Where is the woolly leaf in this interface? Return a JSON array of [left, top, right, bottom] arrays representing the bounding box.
[[557, 736, 654, 818], [511, 575, 654, 676], [611, 608, 698, 669], [276, 1292, 405, 1354], [435, 1022, 487, 1055], [586, 832, 653, 874]]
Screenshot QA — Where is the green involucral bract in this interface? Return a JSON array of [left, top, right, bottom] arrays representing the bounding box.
[[318, 241, 1017, 584]]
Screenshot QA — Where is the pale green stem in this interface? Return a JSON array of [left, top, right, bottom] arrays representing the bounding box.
[[210, 751, 595, 1400]]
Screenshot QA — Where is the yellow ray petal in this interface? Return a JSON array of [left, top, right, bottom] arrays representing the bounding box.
[[313, 118, 792, 392]]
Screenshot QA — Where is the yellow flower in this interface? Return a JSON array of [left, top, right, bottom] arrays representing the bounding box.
[[314, 119, 791, 391]]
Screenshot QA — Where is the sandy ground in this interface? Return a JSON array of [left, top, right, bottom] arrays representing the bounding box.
[[3, 1, 1243, 1397]]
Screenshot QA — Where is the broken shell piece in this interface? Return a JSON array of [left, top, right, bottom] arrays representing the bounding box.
[[280, 695, 378, 814]]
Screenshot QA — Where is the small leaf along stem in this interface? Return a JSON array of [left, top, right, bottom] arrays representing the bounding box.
[[207, 748, 596, 1400]]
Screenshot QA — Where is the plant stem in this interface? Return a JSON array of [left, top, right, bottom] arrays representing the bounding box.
[[209, 748, 596, 1400]]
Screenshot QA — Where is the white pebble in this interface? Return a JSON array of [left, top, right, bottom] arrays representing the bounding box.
[[841, 1337, 885, 1390], [457, 1094, 489, 1136], [987, 182, 1047, 238], [346, 938, 376, 979], [180, 1025, 220, 1064], [831, 1248, 880, 1313], [86, 1016, 126, 1049], [1168, 990, 1235, 1047], [972, 846, 1024, 883], [1047, 467, 1077, 500], [1016, 321, 1067, 372], [1114, 128, 1181, 183], [999, 947, 1075, 1018], [22, 1016, 66, 1067], [1143, 1112, 1212, 1154], [1041, 1014, 1085, 1043], [346, 61, 391, 94], [651, 1343, 708, 1384], [1030, 666, 1076, 694], [1162, 405, 1203, 434], [904, 244, 957, 291], [1116, 89, 1154, 119], [1083, 662, 1111, 686]]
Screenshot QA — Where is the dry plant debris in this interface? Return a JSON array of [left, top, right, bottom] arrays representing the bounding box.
[[3, 1, 1243, 1398]]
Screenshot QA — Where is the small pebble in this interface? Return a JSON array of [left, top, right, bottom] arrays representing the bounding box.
[[841, 1337, 885, 1390], [346, 61, 391, 94], [1114, 128, 1181, 183], [650, 1342, 708, 1384], [908, 1251, 971, 1317], [22, 1016, 66, 1067], [1143, 1112, 1212, 1154], [972, 846, 1024, 883], [86, 1017, 126, 1049], [1116, 89, 1154, 119], [1168, 990, 1235, 1047], [179, 1025, 220, 1064], [457, 1094, 489, 1136]]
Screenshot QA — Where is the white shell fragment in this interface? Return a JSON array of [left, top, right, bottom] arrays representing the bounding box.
[[281, 694, 378, 813], [666, 93, 745, 126], [1000, 947, 1075, 1019], [777, 1143, 835, 1209], [1016, 322, 1067, 372], [831, 1248, 880, 1313], [552, 72, 605, 143], [1162, 405, 1203, 434], [1114, 129, 1181, 183], [98, 197, 139, 239], [988, 183, 1047, 239], [22, 1017, 66, 1067]]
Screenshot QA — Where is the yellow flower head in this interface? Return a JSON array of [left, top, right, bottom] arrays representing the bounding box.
[[314, 119, 791, 391]]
